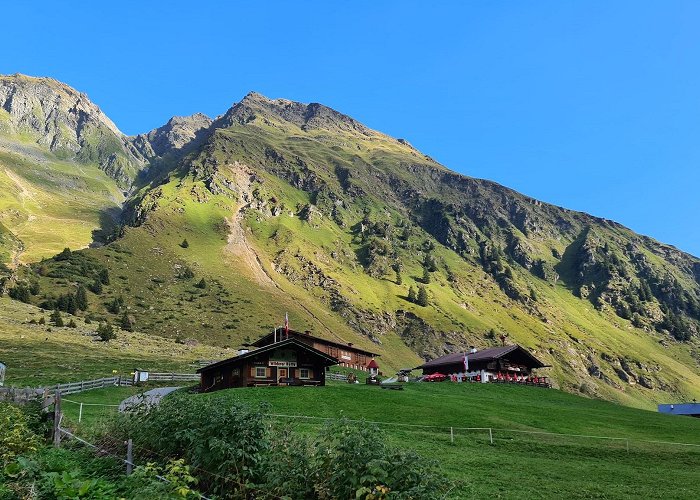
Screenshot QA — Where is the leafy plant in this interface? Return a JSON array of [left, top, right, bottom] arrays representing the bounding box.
[[0, 403, 40, 467]]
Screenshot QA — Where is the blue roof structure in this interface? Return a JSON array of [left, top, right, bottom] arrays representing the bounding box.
[[658, 403, 700, 417]]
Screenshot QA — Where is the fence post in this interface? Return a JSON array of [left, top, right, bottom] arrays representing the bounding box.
[[79, 403, 84, 423], [53, 391, 62, 447], [126, 439, 133, 475], [450, 427, 454, 444], [489, 428, 493, 445]]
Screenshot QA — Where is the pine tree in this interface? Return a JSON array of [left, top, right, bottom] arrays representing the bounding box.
[[99, 268, 110, 285], [97, 322, 116, 342], [9, 285, 31, 303], [395, 269, 403, 285], [67, 319, 77, 328], [107, 297, 122, 314], [76, 286, 88, 311], [120, 311, 134, 332], [180, 239, 190, 248], [422, 266, 431, 284], [417, 286, 429, 307], [29, 282, 41, 295], [50, 309, 64, 327], [407, 286, 417, 303], [65, 294, 78, 315], [195, 278, 207, 289], [38, 317, 46, 325], [90, 278, 103, 294], [56, 247, 72, 261]]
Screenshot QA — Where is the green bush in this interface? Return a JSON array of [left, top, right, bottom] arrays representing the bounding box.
[[0, 403, 41, 467], [110, 394, 451, 499]]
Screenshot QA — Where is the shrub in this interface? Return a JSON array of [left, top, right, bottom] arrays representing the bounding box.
[[50, 309, 64, 327], [97, 322, 116, 342], [109, 395, 452, 499], [90, 278, 103, 295], [8, 284, 31, 304], [55, 247, 72, 261], [194, 278, 207, 289], [180, 239, 189, 249], [0, 403, 41, 466]]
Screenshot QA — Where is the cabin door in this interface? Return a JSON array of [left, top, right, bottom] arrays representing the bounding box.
[[278, 368, 288, 382]]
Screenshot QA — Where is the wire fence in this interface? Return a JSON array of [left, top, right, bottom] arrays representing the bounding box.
[[56, 400, 700, 456], [262, 413, 700, 455]]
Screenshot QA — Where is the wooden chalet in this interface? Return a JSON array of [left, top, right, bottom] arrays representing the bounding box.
[[197, 338, 338, 392], [417, 345, 550, 385], [250, 329, 380, 371]]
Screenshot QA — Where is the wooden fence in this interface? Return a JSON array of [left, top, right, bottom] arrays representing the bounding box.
[[147, 372, 200, 382], [52, 376, 133, 396], [1, 372, 199, 405], [326, 373, 349, 382]]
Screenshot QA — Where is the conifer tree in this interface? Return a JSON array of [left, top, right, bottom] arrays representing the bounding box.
[[97, 322, 116, 341], [180, 239, 190, 248], [99, 268, 110, 285], [90, 278, 103, 294], [65, 294, 78, 315], [422, 266, 431, 284], [120, 311, 134, 332], [395, 269, 403, 285], [50, 309, 64, 327], [195, 278, 207, 289], [67, 319, 77, 328], [417, 286, 429, 307], [76, 285, 88, 311], [407, 286, 417, 303]]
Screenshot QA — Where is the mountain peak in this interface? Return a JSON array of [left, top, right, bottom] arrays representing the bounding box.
[[224, 92, 374, 137], [0, 73, 142, 186], [128, 112, 213, 161]]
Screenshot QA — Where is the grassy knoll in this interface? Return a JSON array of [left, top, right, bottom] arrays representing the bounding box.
[[203, 382, 700, 499], [0, 297, 226, 386]]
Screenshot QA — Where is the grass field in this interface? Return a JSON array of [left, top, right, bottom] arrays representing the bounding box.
[[0, 297, 227, 386], [198, 382, 700, 499]]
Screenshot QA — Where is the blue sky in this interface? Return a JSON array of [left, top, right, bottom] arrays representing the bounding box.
[[4, 1, 700, 256]]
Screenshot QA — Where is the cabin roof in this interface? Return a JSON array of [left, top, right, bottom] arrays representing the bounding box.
[[252, 329, 380, 357], [367, 359, 379, 369], [416, 345, 547, 370], [197, 337, 339, 373]]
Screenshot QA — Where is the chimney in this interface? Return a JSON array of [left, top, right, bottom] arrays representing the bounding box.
[[237, 349, 249, 356], [470, 346, 477, 354], [348, 342, 354, 347]]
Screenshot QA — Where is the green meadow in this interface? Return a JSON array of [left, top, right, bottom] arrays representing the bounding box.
[[202, 382, 700, 499]]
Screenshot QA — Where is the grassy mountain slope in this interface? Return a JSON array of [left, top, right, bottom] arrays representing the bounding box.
[[2, 83, 700, 408], [0, 74, 141, 264], [0, 297, 228, 386]]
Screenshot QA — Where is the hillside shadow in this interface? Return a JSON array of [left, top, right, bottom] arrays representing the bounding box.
[[90, 206, 124, 247], [555, 227, 590, 291]]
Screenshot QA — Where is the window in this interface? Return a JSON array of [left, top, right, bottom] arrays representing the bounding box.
[[231, 368, 240, 377], [255, 367, 267, 378], [299, 368, 310, 379]]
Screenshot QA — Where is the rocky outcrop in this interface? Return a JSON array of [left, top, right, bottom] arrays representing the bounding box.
[[0, 73, 142, 186], [128, 113, 213, 161]]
